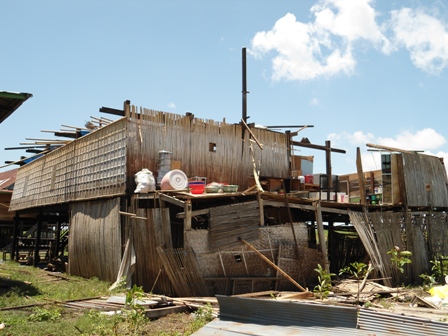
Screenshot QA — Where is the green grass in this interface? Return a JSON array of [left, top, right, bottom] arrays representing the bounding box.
[[0, 261, 213, 335]]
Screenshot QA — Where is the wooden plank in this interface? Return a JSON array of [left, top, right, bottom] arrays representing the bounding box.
[[145, 304, 189, 319], [239, 238, 307, 292], [158, 193, 186, 208]]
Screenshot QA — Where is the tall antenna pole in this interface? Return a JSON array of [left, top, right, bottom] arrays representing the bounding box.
[[242, 47, 248, 123]]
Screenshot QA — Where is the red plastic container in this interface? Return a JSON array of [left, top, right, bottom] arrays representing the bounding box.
[[188, 181, 205, 194], [305, 174, 314, 184]]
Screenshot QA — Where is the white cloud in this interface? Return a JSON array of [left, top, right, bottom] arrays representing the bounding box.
[[168, 102, 176, 109], [250, 0, 388, 81], [310, 97, 320, 106], [328, 128, 447, 173], [328, 130, 375, 146], [250, 1, 448, 80], [390, 8, 448, 74], [377, 128, 446, 151]]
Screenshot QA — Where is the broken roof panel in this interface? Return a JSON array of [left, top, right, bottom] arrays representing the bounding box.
[[0, 168, 17, 191], [0, 91, 32, 124]]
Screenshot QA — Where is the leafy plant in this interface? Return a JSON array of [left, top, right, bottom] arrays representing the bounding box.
[[419, 254, 448, 289], [123, 284, 146, 334], [388, 246, 412, 299], [313, 264, 335, 299], [430, 255, 448, 283], [388, 246, 412, 274], [419, 273, 437, 290], [29, 307, 61, 322], [339, 261, 373, 305]]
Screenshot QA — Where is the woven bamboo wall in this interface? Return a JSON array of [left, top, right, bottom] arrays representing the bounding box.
[[126, 107, 290, 188], [67, 198, 122, 282], [186, 223, 323, 295], [10, 119, 127, 211]]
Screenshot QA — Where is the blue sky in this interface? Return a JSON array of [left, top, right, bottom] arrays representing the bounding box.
[[1, 0, 448, 176]]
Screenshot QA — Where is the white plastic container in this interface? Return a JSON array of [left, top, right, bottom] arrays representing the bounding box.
[[160, 169, 188, 190]]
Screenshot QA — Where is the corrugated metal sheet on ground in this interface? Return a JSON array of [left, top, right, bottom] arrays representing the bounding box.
[[193, 295, 448, 336], [358, 308, 448, 336], [193, 319, 389, 336], [216, 295, 358, 328]]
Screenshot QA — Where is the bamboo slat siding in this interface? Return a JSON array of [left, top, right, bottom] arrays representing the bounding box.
[[126, 107, 290, 189], [10, 119, 127, 211], [11, 107, 289, 211], [156, 246, 208, 297], [350, 210, 447, 286], [129, 206, 173, 295], [209, 201, 260, 250], [401, 153, 448, 207], [67, 198, 122, 282]]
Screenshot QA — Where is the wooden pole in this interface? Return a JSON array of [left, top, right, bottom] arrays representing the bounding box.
[[33, 211, 43, 267], [239, 238, 307, 292], [315, 201, 330, 273], [356, 147, 367, 210]]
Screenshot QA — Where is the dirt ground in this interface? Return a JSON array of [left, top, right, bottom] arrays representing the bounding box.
[[145, 312, 196, 335]]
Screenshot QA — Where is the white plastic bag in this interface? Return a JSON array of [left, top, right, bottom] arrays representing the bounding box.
[[134, 169, 156, 193]]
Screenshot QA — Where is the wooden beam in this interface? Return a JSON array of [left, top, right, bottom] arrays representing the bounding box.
[[158, 193, 186, 208], [366, 143, 415, 154], [176, 208, 209, 219], [99, 106, 125, 116], [241, 118, 263, 150], [262, 200, 350, 215], [292, 140, 346, 153]]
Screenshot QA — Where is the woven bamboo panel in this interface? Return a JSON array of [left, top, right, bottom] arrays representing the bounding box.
[[67, 198, 122, 282], [10, 119, 127, 211], [185, 223, 316, 295]]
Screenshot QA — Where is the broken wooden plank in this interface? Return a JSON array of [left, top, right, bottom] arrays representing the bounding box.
[[277, 292, 315, 300], [232, 290, 279, 298], [145, 304, 189, 319], [239, 238, 307, 292]]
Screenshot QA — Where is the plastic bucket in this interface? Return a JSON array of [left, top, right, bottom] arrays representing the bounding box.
[[305, 174, 314, 184], [188, 181, 205, 194], [160, 169, 188, 190]]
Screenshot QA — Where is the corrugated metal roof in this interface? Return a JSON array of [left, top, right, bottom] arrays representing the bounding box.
[[193, 295, 448, 336], [194, 319, 389, 336], [216, 295, 358, 328], [0, 168, 17, 190], [358, 308, 448, 336]]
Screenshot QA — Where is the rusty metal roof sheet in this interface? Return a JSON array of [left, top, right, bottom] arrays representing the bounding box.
[[0, 168, 17, 190]]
